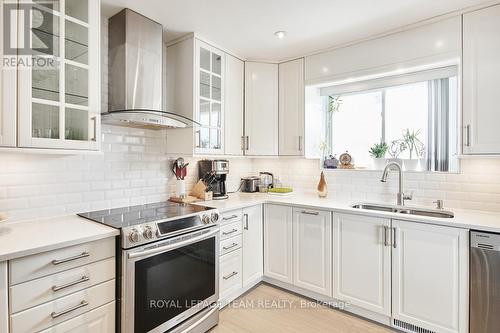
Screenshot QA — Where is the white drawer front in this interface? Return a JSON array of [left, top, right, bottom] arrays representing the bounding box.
[[220, 235, 242, 256], [220, 221, 242, 241], [9, 238, 115, 285], [220, 210, 243, 225], [10, 258, 115, 313], [220, 249, 242, 297], [10, 280, 115, 333], [37, 302, 115, 333]]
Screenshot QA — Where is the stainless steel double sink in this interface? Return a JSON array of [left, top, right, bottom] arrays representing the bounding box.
[[351, 203, 454, 219]]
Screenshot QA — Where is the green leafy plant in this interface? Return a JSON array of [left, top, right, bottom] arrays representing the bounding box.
[[328, 96, 343, 114], [369, 142, 389, 158], [402, 129, 425, 159]]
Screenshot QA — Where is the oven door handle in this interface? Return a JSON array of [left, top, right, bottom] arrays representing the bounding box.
[[128, 228, 219, 259], [180, 305, 219, 333]]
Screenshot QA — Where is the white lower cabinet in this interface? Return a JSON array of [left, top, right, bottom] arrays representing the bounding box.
[[219, 249, 243, 303], [264, 204, 293, 284], [242, 205, 263, 287], [391, 220, 468, 333], [38, 302, 115, 333], [293, 208, 332, 296], [333, 213, 391, 316], [0, 262, 7, 333]]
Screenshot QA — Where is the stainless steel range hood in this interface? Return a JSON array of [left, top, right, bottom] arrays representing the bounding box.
[[102, 9, 197, 129]]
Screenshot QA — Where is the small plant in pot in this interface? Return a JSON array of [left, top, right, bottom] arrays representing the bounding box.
[[369, 142, 389, 170], [402, 129, 425, 171]]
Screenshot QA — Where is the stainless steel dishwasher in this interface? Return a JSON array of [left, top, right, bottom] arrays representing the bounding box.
[[470, 231, 500, 333]]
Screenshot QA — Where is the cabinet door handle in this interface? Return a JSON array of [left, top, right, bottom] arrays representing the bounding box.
[[383, 226, 389, 247], [51, 252, 90, 265], [51, 300, 89, 318], [241, 136, 245, 151], [222, 229, 238, 236], [465, 125, 471, 147], [244, 214, 249, 230], [223, 243, 239, 251], [392, 227, 397, 248], [223, 271, 238, 280], [52, 276, 90, 292], [90, 116, 97, 141], [245, 136, 249, 151], [299, 136, 303, 152], [301, 210, 319, 216], [222, 214, 239, 221]]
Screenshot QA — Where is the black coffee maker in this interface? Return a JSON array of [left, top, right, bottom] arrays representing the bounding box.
[[198, 160, 229, 200]]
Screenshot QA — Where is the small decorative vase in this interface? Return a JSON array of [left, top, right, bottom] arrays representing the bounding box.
[[372, 157, 387, 170], [317, 171, 328, 198], [403, 159, 419, 172]]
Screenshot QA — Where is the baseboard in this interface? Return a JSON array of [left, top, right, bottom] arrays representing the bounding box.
[[220, 277, 263, 309]]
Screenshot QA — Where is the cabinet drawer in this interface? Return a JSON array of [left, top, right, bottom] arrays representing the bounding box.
[[10, 279, 115, 333], [10, 258, 115, 314], [220, 235, 242, 256], [9, 238, 115, 285], [220, 210, 243, 224], [220, 249, 242, 297], [220, 221, 242, 240], [37, 302, 115, 333]]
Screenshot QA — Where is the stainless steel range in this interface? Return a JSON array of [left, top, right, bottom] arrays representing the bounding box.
[[78, 201, 220, 333]]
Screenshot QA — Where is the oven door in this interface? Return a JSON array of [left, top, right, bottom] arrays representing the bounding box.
[[122, 227, 219, 333]]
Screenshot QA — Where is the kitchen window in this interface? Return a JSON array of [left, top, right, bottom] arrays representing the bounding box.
[[311, 66, 458, 172]]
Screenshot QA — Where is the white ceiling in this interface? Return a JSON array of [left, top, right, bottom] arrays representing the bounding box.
[[101, 0, 492, 62]]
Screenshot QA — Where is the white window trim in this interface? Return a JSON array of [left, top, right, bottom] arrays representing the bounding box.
[[320, 66, 458, 97]]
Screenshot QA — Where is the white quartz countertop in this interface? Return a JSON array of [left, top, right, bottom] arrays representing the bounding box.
[[0, 215, 119, 262], [198, 192, 500, 233]]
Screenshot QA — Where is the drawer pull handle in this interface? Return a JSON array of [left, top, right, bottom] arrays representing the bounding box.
[[223, 243, 239, 251], [51, 252, 90, 265], [51, 300, 89, 318], [223, 271, 238, 280], [52, 276, 90, 292], [222, 229, 238, 236], [222, 215, 238, 221], [301, 210, 319, 216]]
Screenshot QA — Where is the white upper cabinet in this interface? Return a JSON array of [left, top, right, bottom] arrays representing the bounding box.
[[242, 205, 263, 287], [333, 213, 391, 316], [391, 220, 468, 333], [165, 37, 228, 155], [0, 0, 16, 147], [244, 62, 278, 156], [264, 204, 293, 284], [224, 54, 244, 155], [17, 0, 100, 150], [463, 5, 500, 154], [279, 58, 305, 156], [292, 208, 332, 297]]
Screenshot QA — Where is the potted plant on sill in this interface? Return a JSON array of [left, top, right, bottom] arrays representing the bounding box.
[[369, 142, 389, 170], [402, 129, 425, 171]]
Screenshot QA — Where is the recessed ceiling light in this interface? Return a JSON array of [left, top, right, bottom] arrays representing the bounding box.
[[274, 31, 287, 39]]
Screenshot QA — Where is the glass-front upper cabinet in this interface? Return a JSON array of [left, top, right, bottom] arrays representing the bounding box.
[[18, 0, 100, 150], [195, 40, 224, 154]]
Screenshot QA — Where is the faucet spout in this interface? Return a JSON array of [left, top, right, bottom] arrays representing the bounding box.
[[380, 162, 409, 206]]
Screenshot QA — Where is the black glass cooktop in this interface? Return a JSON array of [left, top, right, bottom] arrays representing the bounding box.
[[78, 201, 213, 228]]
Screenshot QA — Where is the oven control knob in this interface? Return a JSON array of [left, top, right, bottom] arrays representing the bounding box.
[[202, 214, 211, 224], [129, 229, 140, 243], [211, 212, 219, 223], [143, 226, 154, 239]]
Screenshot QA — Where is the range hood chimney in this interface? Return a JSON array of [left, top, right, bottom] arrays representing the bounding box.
[[102, 9, 197, 129]]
